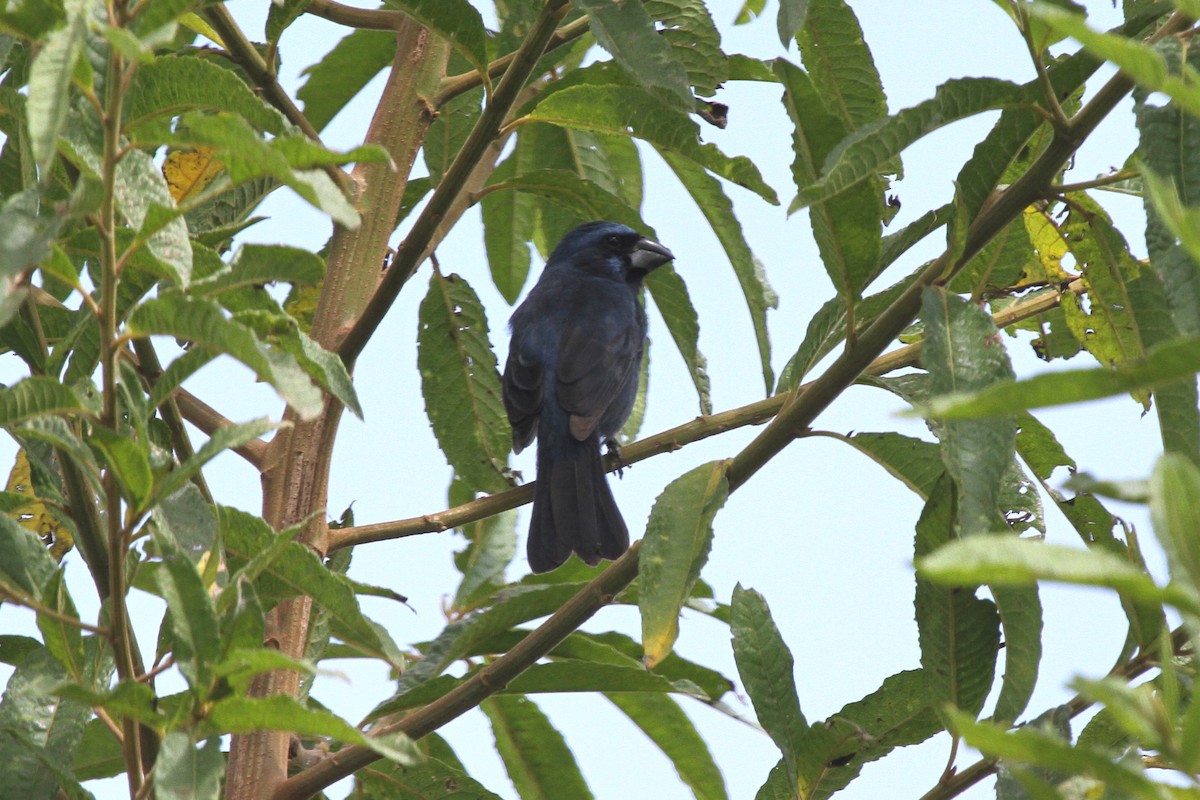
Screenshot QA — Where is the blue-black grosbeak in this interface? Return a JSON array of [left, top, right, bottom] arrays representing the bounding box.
[[502, 221, 674, 573]]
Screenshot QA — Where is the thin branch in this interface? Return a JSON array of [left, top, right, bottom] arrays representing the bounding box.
[[201, 6, 349, 191], [0, 581, 109, 634], [329, 278, 1088, 552], [337, 0, 571, 366], [1047, 168, 1139, 196], [1019, 8, 1071, 131], [437, 14, 592, 105], [304, 0, 404, 30], [274, 542, 641, 800], [171, 390, 268, 469]]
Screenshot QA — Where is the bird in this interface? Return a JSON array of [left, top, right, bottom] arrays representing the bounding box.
[[502, 221, 675, 573]]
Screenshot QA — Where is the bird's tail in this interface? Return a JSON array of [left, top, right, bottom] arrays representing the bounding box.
[[528, 440, 628, 573]]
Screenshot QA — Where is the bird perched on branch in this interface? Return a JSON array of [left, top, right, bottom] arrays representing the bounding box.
[[502, 221, 674, 573]]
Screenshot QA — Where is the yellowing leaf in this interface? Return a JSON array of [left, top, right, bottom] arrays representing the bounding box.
[[163, 146, 224, 203], [6, 450, 70, 559], [1021, 206, 1072, 285]]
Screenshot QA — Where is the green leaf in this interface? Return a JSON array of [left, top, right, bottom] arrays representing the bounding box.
[[128, 293, 323, 419], [990, 584, 1042, 724], [153, 417, 275, 506], [948, 709, 1160, 796], [482, 695, 593, 799], [481, 151, 537, 303], [921, 334, 1200, 419], [822, 431, 942, 498], [574, 0, 693, 108], [26, 0, 87, 175], [1141, 163, 1200, 337], [1150, 453, 1200, 597], [920, 287, 1017, 534], [117, 148, 194, 288], [792, 78, 1028, 211], [358, 742, 502, 799], [730, 585, 808, 791], [298, 29, 396, 133], [220, 507, 403, 667], [776, 58, 883, 312], [504, 661, 707, 697], [916, 536, 1194, 612], [660, 151, 777, 393], [777, 0, 809, 44], [797, 0, 887, 133], [208, 695, 420, 763], [265, 0, 309, 44], [87, 425, 153, 511], [0, 377, 86, 427], [35, 570, 83, 681], [607, 692, 728, 800], [451, 475, 517, 612], [644, 264, 713, 415], [0, 188, 66, 282], [192, 243, 325, 297], [645, 0, 729, 98], [155, 733, 223, 800], [913, 476, 1000, 718], [417, 271, 510, 494], [71, 719, 124, 781], [383, 0, 490, 88], [526, 85, 778, 205], [124, 55, 287, 137], [148, 348, 218, 410], [640, 461, 728, 668], [154, 524, 221, 693], [0, 644, 91, 799], [0, 507, 59, 598]]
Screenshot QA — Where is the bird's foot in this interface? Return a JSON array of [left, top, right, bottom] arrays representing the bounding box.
[[605, 439, 628, 478]]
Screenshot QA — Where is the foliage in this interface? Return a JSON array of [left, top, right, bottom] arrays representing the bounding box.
[[1, 1, 1200, 800]]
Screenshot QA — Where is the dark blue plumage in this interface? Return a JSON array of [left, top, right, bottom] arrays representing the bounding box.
[[502, 221, 674, 573]]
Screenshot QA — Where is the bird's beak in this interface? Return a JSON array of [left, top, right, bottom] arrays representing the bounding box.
[[629, 237, 674, 274]]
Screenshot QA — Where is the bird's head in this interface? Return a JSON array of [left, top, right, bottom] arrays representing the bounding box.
[[548, 221, 674, 283]]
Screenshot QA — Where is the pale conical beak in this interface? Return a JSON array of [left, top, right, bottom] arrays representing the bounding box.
[[629, 237, 674, 274]]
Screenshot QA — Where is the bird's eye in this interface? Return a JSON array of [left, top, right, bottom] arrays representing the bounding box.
[[604, 233, 621, 248]]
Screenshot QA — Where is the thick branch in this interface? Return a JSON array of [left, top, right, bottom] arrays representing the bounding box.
[[304, 0, 404, 30], [274, 542, 641, 800]]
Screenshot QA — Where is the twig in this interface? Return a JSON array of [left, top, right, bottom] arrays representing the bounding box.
[[0, 580, 109, 634], [304, 0, 403, 30], [437, 14, 592, 105], [1047, 169, 1139, 196], [328, 278, 1087, 552], [172, 390, 268, 469]]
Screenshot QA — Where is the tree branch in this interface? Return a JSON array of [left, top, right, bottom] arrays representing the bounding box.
[[329, 278, 1087, 552], [304, 0, 404, 30], [274, 541, 642, 800], [337, 0, 571, 366], [170, 389, 268, 469]]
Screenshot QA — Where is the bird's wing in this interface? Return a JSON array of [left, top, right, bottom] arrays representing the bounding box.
[[502, 347, 542, 453], [555, 322, 640, 442]]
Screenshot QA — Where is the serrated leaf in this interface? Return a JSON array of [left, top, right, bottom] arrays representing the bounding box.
[[192, 244, 325, 297], [640, 461, 728, 668], [797, 0, 887, 133], [298, 31, 396, 132], [117, 146, 193, 287], [731, 585, 807, 791], [155, 524, 221, 693], [128, 293, 323, 419], [645, 0, 728, 98], [916, 536, 1194, 613], [451, 475, 517, 612], [1141, 163, 1200, 337], [26, 0, 86, 175], [914, 476, 1000, 718], [921, 287, 1017, 534], [574, 0, 692, 108], [220, 507, 403, 667], [1150, 453, 1200, 597], [661, 151, 777, 394], [124, 55, 287, 138], [644, 264, 712, 415], [0, 377, 86, 427], [793, 78, 1028, 211], [504, 661, 707, 697], [417, 272, 510, 494], [526, 85, 778, 205], [922, 334, 1200, 419], [824, 431, 942, 498], [88, 425, 153, 511], [482, 695, 593, 799], [0, 188, 66, 281]]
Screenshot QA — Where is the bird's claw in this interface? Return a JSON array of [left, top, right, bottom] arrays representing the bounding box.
[[605, 439, 628, 478]]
